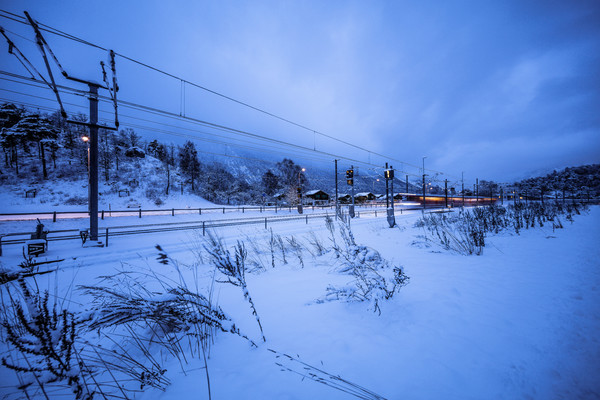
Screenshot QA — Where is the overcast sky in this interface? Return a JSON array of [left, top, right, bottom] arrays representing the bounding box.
[[1, 0, 598, 183]]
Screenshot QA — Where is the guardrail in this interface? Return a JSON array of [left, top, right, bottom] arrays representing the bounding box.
[[0, 203, 396, 221], [0, 206, 431, 254]]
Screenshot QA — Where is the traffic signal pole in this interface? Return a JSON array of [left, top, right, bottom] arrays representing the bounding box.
[[386, 165, 395, 227], [347, 166, 355, 218]]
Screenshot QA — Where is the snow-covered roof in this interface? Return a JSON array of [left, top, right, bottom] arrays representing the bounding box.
[[305, 189, 328, 196], [355, 192, 374, 197]]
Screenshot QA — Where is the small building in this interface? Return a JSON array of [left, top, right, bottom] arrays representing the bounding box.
[[337, 194, 352, 204], [273, 192, 287, 204], [304, 189, 330, 205], [354, 192, 376, 203]]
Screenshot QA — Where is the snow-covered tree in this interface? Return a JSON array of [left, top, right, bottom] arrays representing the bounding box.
[[8, 114, 58, 179], [275, 158, 308, 188], [178, 140, 201, 192], [261, 169, 279, 195]]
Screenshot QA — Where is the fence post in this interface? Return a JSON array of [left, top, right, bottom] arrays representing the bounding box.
[[139, 208, 142, 218], [306, 215, 308, 224], [375, 210, 377, 217], [223, 207, 225, 214], [53, 211, 57, 223], [199, 208, 202, 215], [172, 208, 174, 216], [243, 207, 245, 213], [265, 217, 267, 229], [203, 221, 205, 236], [101, 210, 104, 220], [105, 228, 109, 247]]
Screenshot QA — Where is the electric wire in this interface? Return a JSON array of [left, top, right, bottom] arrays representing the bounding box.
[[0, 9, 456, 178]]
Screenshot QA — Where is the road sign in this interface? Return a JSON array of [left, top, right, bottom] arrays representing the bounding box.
[[27, 239, 46, 256]]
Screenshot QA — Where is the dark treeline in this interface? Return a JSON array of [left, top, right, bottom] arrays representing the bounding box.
[[0, 103, 309, 206]]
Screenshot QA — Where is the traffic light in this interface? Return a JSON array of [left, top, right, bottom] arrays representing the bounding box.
[[346, 169, 354, 179], [347, 178, 353, 186], [385, 169, 394, 180], [297, 187, 302, 197]]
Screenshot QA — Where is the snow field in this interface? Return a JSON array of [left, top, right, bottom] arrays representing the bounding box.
[[0, 207, 599, 399]]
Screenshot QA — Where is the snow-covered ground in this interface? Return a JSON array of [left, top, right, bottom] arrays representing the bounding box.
[[1, 206, 599, 399]]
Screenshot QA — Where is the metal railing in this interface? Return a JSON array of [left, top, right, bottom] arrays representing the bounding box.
[[0, 206, 432, 254], [0, 203, 396, 221]]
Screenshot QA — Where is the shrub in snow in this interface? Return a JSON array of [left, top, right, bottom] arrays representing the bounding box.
[[63, 195, 88, 206], [307, 231, 326, 256], [417, 210, 486, 255], [203, 233, 266, 342], [286, 236, 305, 268], [1, 279, 93, 400], [124, 146, 145, 158], [145, 186, 164, 206], [269, 348, 388, 400], [320, 219, 409, 314], [417, 202, 589, 255]]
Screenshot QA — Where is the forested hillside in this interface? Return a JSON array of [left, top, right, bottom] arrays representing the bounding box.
[[0, 102, 313, 207]]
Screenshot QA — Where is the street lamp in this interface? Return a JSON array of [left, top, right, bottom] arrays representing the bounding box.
[[297, 167, 306, 214], [373, 178, 379, 193], [81, 135, 91, 215]]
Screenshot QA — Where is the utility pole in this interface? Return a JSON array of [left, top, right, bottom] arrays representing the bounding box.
[[17, 12, 119, 244], [444, 179, 448, 208], [462, 172, 465, 207], [334, 159, 339, 219], [406, 174, 409, 194], [476, 178, 479, 206], [422, 156, 427, 211]]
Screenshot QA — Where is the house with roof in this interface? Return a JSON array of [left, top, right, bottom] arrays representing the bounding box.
[[304, 189, 330, 205], [337, 194, 352, 204], [354, 192, 376, 203]]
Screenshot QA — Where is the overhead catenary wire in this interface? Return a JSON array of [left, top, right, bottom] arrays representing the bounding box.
[[0, 92, 425, 179], [0, 9, 457, 180], [0, 72, 420, 176]]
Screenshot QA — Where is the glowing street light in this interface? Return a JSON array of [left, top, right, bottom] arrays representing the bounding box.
[[297, 167, 306, 214]]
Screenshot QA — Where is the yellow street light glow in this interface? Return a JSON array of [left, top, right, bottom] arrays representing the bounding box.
[[81, 135, 89, 142]]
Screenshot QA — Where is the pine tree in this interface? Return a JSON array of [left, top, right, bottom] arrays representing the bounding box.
[[178, 140, 201, 192], [156, 143, 174, 195]]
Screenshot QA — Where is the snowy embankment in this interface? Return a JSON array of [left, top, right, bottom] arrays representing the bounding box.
[[0, 206, 599, 399]]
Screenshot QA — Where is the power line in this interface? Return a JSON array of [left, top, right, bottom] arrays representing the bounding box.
[[0, 9, 455, 178]]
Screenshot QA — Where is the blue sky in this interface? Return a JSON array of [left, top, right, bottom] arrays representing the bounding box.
[[0, 0, 598, 183]]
